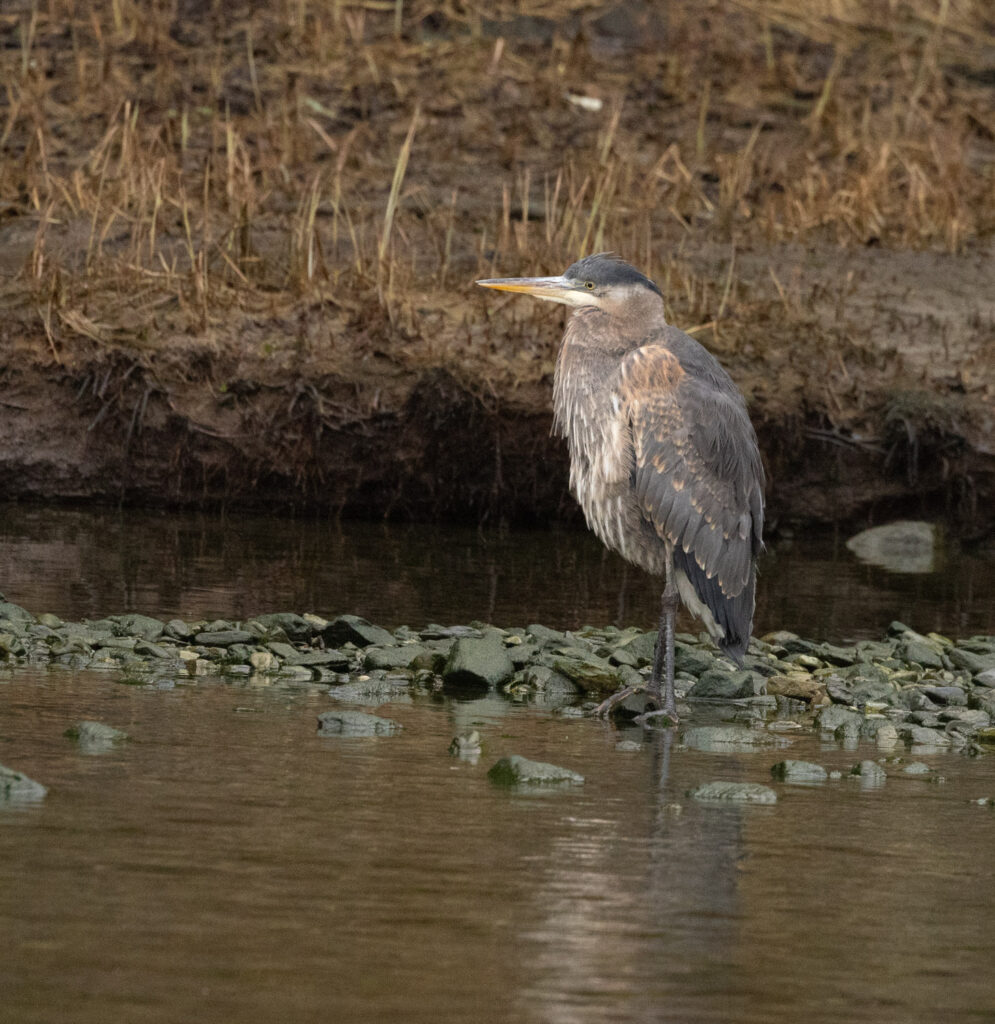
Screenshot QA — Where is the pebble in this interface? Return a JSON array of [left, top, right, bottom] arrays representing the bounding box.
[[316, 710, 401, 737], [770, 759, 828, 783], [688, 781, 777, 804], [487, 755, 584, 787], [850, 760, 887, 786], [0, 763, 47, 802], [681, 726, 790, 752]]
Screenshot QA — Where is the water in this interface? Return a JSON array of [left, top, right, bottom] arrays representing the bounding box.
[[1, 505, 994, 1023], [0, 505, 993, 639]]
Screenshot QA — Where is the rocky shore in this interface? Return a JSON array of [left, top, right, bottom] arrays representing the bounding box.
[[2, 597, 994, 751]]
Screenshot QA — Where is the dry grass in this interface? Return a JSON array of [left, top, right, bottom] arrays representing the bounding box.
[[0, 0, 992, 373]]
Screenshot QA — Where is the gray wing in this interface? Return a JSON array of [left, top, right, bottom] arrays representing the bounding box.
[[619, 344, 765, 657]]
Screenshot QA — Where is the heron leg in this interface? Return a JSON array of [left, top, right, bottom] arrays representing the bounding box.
[[592, 567, 680, 724], [638, 571, 679, 725]]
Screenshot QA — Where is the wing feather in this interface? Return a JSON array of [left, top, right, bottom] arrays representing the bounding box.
[[618, 342, 765, 657]]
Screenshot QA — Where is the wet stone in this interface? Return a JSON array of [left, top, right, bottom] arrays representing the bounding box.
[[975, 669, 995, 689], [850, 760, 887, 785], [901, 761, 934, 775], [287, 649, 350, 670], [0, 763, 47, 802], [898, 724, 952, 748], [545, 649, 621, 693], [688, 668, 763, 700], [688, 781, 777, 804], [508, 665, 579, 696], [0, 601, 35, 623], [364, 645, 429, 671], [316, 710, 401, 737], [449, 731, 482, 761], [266, 641, 300, 660], [817, 705, 863, 733], [487, 755, 584, 787], [113, 614, 165, 641], [923, 685, 968, 706], [250, 612, 315, 641], [681, 726, 790, 752], [818, 643, 858, 667], [323, 615, 395, 649], [65, 720, 128, 753], [195, 629, 256, 646], [674, 643, 716, 676], [771, 759, 828, 783], [947, 648, 995, 675], [899, 640, 946, 670], [165, 619, 196, 639], [442, 636, 515, 691]]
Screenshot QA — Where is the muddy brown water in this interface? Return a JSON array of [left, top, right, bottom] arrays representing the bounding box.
[[1, 505, 995, 1023]]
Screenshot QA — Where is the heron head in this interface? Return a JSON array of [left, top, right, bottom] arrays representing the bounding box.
[[477, 253, 663, 315]]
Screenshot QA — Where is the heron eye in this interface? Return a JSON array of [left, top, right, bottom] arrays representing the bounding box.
[[584, 280, 595, 290]]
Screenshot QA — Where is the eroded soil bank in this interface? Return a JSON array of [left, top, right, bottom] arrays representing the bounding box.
[[3, 238, 993, 534], [1, 1, 992, 532]]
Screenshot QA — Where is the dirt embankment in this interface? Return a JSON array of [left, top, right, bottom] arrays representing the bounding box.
[[1, 2, 992, 533]]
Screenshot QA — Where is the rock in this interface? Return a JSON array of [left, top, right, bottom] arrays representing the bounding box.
[[874, 723, 900, 749], [442, 636, 515, 691], [922, 685, 968, 706], [507, 665, 579, 696], [681, 726, 790, 752], [850, 760, 887, 785], [688, 781, 777, 804], [901, 761, 934, 776], [544, 648, 622, 693], [947, 648, 995, 675], [487, 755, 584, 787], [449, 731, 482, 760], [845, 520, 936, 573], [284, 649, 350, 670], [250, 612, 315, 641], [65, 720, 128, 752], [364, 645, 428, 671], [249, 650, 278, 672], [113, 613, 165, 640], [765, 674, 826, 703], [0, 601, 36, 623], [615, 740, 642, 752], [816, 705, 863, 733], [195, 629, 256, 646], [674, 643, 717, 676], [899, 640, 946, 670], [610, 630, 658, 666], [323, 615, 395, 648], [688, 668, 762, 700], [0, 763, 47, 802], [164, 618, 196, 639], [975, 669, 995, 689], [329, 675, 413, 704], [817, 643, 858, 667], [897, 724, 952, 748], [525, 624, 566, 646], [770, 759, 828, 783], [316, 710, 401, 737]]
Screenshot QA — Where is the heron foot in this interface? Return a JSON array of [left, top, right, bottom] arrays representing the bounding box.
[[590, 685, 642, 718], [634, 707, 680, 728]]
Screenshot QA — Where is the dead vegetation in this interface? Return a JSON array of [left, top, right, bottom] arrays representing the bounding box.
[[0, 0, 992, 524]]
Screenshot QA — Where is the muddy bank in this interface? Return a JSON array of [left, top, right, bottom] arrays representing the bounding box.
[[2, 239, 993, 533], [1, 1, 993, 531]]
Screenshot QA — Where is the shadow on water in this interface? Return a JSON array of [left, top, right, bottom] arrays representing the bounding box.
[[0, 504, 993, 640]]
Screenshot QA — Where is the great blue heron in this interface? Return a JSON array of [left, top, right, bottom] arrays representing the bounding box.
[[478, 254, 765, 722]]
